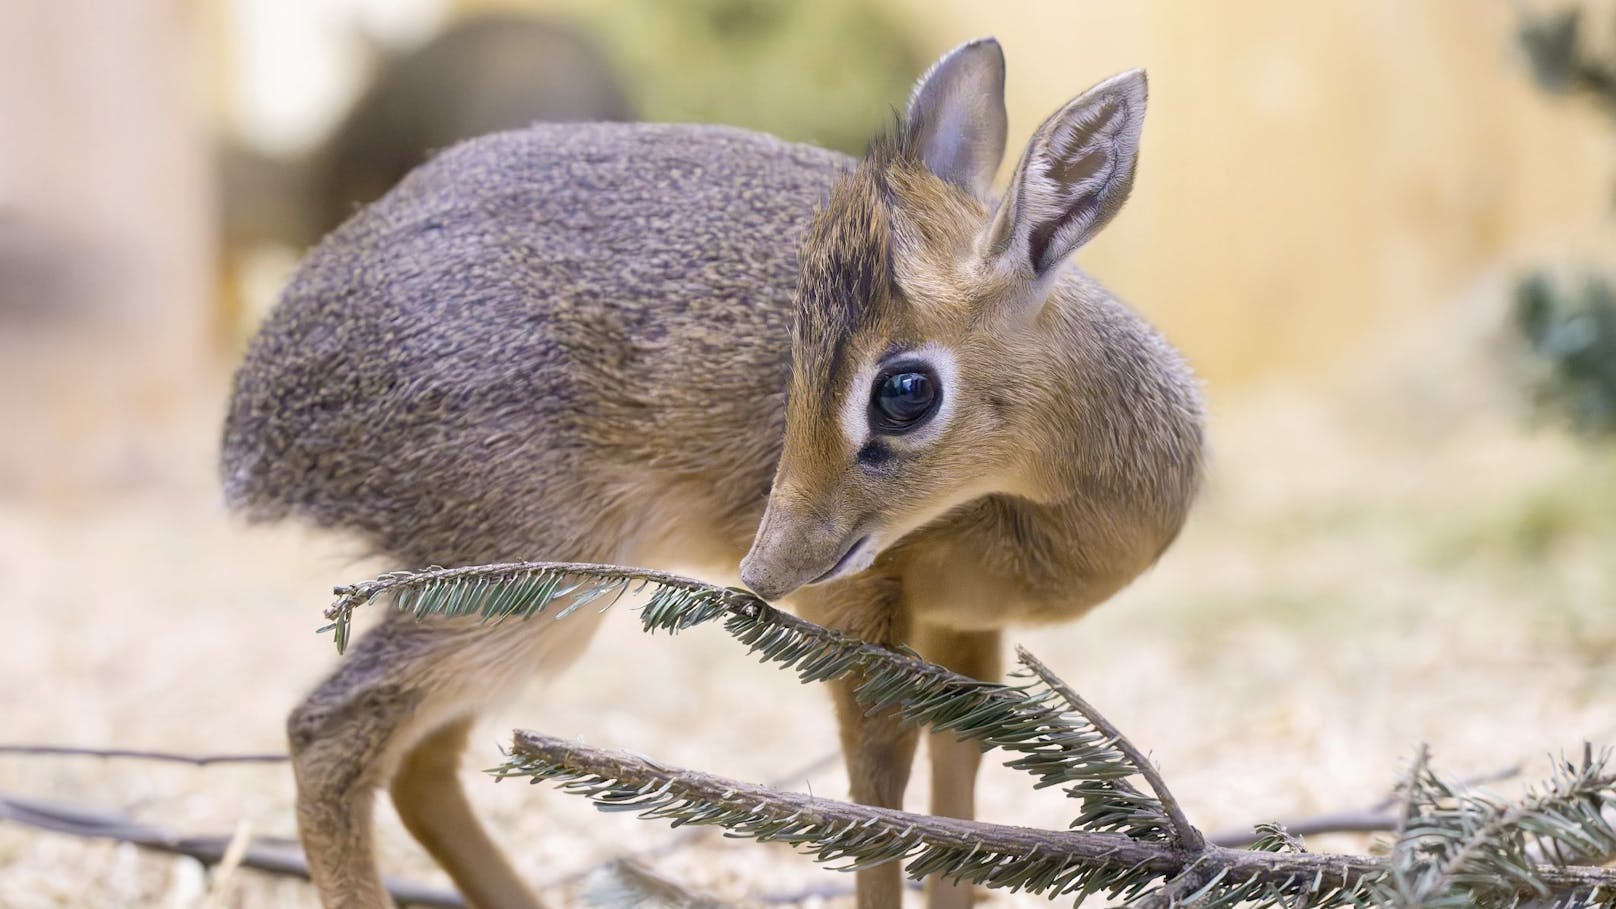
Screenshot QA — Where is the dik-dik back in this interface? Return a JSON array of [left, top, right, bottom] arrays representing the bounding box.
[[223, 123, 844, 569], [224, 37, 1203, 909]]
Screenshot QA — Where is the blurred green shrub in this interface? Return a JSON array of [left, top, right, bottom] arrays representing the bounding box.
[[1515, 5, 1616, 436], [573, 0, 923, 155], [1519, 6, 1616, 99], [1515, 272, 1616, 435]]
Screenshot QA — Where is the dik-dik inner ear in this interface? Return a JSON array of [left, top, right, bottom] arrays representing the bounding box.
[[984, 69, 1147, 280], [906, 37, 1008, 201]]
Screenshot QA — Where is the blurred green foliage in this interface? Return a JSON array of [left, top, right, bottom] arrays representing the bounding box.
[[574, 0, 923, 155], [1515, 6, 1616, 437], [1515, 272, 1616, 435], [1519, 6, 1616, 102]]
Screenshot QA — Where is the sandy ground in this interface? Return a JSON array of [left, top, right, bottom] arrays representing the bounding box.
[[1, 311, 1613, 908]]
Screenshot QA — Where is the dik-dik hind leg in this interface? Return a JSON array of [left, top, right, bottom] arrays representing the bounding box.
[[289, 613, 586, 909], [912, 625, 1001, 909], [288, 624, 414, 909], [391, 718, 536, 909], [798, 578, 918, 909]]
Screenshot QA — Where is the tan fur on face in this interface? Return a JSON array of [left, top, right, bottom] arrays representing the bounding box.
[[749, 138, 1031, 597], [767, 142, 1045, 557]]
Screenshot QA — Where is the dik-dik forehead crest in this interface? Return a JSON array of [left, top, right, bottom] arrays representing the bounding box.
[[791, 133, 911, 410], [791, 134, 987, 429]]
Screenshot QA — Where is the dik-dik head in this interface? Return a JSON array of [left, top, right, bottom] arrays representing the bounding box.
[[739, 38, 1148, 600]]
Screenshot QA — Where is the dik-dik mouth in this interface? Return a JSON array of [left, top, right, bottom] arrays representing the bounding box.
[[808, 534, 874, 586]]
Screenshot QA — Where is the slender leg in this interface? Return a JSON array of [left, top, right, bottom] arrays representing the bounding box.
[[829, 674, 921, 909], [391, 718, 538, 909], [912, 625, 1002, 909], [289, 761, 389, 909], [288, 621, 423, 909], [289, 607, 600, 909], [798, 577, 918, 909]]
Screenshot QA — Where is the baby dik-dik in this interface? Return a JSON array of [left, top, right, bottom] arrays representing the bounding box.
[[222, 38, 1203, 909]]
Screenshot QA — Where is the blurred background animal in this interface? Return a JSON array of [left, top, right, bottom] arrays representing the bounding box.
[[216, 14, 634, 340]]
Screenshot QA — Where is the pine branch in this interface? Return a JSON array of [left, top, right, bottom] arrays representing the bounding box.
[[1372, 744, 1616, 909], [327, 560, 1616, 906], [328, 562, 1168, 839], [324, 561, 719, 654], [499, 732, 1616, 908], [1015, 646, 1203, 853], [499, 730, 1378, 903], [532, 749, 841, 893]]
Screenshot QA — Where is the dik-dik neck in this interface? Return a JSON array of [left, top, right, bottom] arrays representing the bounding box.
[[1016, 276, 1205, 534]]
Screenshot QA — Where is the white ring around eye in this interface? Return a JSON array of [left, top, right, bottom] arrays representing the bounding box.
[[839, 343, 959, 453]]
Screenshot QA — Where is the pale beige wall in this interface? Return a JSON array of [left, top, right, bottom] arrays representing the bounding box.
[[0, 0, 215, 499], [234, 0, 1616, 388], [355, 0, 1616, 384], [887, 0, 1616, 382]]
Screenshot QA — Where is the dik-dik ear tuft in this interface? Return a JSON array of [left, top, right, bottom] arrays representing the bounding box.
[[985, 68, 1147, 280], [906, 37, 1008, 202]]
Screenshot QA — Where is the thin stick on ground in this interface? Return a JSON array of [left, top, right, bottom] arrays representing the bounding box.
[[0, 789, 464, 907], [1206, 762, 1524, 848], [0, 745, 287, 765], [0, 718, 836, 901], [1015, 645, 1206, 853]]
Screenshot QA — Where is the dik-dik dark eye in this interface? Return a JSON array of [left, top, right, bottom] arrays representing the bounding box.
[[870, 366, 941, 433]]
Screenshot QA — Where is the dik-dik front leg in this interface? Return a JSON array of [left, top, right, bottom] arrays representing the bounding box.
[[912, 624, 1001, 909], [797, 577, 918, 909]]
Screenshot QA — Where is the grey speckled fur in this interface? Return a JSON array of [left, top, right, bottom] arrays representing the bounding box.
[[223, 123, 845, 568]]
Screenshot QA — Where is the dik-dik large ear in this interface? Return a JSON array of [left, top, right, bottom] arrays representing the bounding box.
[[985, 69, 1147, 279], [906, 37, 1008, 201]]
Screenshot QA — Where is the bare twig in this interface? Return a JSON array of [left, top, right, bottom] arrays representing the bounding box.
[[201, 818, 253, 909], [1209, 810, 1399, 848], [1015, 646, 1206, 853], [0, 739, 837, 902], [1207, 760, 1524, 848], [580, 858, 733, 909], [0, 789, 464, 908], [0, 745, 286, 765]]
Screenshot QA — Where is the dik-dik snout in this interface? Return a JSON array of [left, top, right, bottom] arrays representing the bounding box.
[[740, 485, 871, 601], [740, 412, 893, 600], [740, 339, 1011, 600]]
